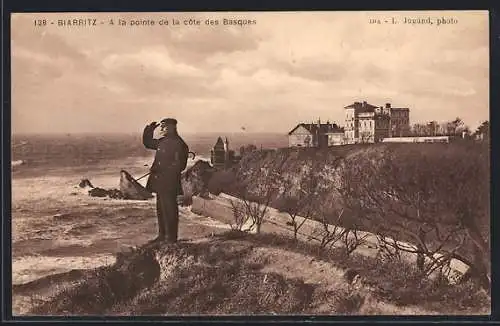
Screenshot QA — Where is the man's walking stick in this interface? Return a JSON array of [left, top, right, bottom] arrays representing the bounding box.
[[135, 151, 195, 182], [136, 171, 151, 182]]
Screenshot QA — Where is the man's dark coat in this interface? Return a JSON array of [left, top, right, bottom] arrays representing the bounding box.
[[142, 125, 189, 195]]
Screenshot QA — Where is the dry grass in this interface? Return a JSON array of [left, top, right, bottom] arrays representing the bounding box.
[[20, 231, 490, 316]]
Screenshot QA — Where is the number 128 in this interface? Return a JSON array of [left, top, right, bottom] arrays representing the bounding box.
[[34, 19, 47, 26]]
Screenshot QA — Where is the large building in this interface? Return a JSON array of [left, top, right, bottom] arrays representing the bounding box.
[[344, 101, 410, 144], [389, 105, 411, 137], [288, 120, 345, 147]]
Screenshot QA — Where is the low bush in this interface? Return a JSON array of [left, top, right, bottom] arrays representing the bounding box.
[[207, 170, 237, 195]]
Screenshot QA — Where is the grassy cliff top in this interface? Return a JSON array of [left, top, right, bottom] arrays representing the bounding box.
[[20, 231, 489, 316]]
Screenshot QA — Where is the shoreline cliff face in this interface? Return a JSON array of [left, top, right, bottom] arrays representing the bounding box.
[[230, 141, 488, 207], [182, 142, 489, 223], [184, 142, 489, 224], [222, 144, 397, 216]]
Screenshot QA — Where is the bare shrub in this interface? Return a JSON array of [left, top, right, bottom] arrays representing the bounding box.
[[321, 215, 368, 258], [232, 197, 270, 233], [229, 152, 288, 233], [317, 209, 346, 250], [228, 200, 249, 231], [375, 235, 403, 263], [338, 144, 490, 290], [342, 229, 369, 257], [276, 163, 326, 240]]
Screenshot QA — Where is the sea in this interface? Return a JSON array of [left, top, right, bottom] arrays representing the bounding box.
[[11, 132, 289, 178]]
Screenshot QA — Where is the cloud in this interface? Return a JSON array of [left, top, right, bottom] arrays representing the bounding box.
[[11, 22, 88, 65], [10, 11, 489, 134], [166, 26, 260, 64], [271, 57, 348, 82], [102, 48, 203, 77], [98, 47, 216, 99]]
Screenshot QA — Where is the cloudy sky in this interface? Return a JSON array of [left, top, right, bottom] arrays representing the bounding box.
[[11, 11, 489, 134]]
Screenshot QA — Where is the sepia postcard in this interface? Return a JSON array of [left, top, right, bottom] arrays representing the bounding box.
[[10, 11, 490, 317]]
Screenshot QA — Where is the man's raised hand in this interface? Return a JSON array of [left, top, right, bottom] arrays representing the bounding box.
[[149, 121, 159, 129]]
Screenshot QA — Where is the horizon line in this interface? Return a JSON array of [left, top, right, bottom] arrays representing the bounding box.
[[11, 131, 291, 136]]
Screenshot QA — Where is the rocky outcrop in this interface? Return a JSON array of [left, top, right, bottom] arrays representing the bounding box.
[[77, 170, 154, 201], [78, 160, 217, 202], [79, 179, 94, 188], [88, 187, 124, 199], [119, 170, 154, 200], [181, 160, 216, 199], [79, 178, 123, 199]]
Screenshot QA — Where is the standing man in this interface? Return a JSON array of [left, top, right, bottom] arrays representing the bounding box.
[[143, 118, 189, 243]]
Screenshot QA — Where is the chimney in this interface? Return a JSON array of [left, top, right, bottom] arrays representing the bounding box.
[[362, 101, 367, 107]]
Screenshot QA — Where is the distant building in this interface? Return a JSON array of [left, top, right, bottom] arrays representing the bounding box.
[[388, 105, 411, 138], [344, 101, 410, 144], [382, 136, 450, 144], [473, 121, 489, 141], [210, 137, 237, 169], [288, 120, 345, 148]]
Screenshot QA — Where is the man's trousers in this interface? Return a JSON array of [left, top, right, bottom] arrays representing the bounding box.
[[155, 191, 179, 242]]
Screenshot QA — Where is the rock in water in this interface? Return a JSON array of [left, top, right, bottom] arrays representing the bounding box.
[[79, 179, 94, 188], [88, 187, 109, 197], [119, 170, 154, 200], [108, 188, 125, 199]]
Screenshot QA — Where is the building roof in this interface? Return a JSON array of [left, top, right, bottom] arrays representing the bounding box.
[[344, 101, 378, 113], [390, 107, 410, 112], [288, 123, 344, 135], [213, 136, 225, 150]]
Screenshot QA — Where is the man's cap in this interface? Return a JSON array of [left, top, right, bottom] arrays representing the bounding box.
[[160, 118, 177, 126]]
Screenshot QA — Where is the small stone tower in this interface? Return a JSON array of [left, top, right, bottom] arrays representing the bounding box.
[[224, 137, 230, 169], [210, 137, 226, 169]]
